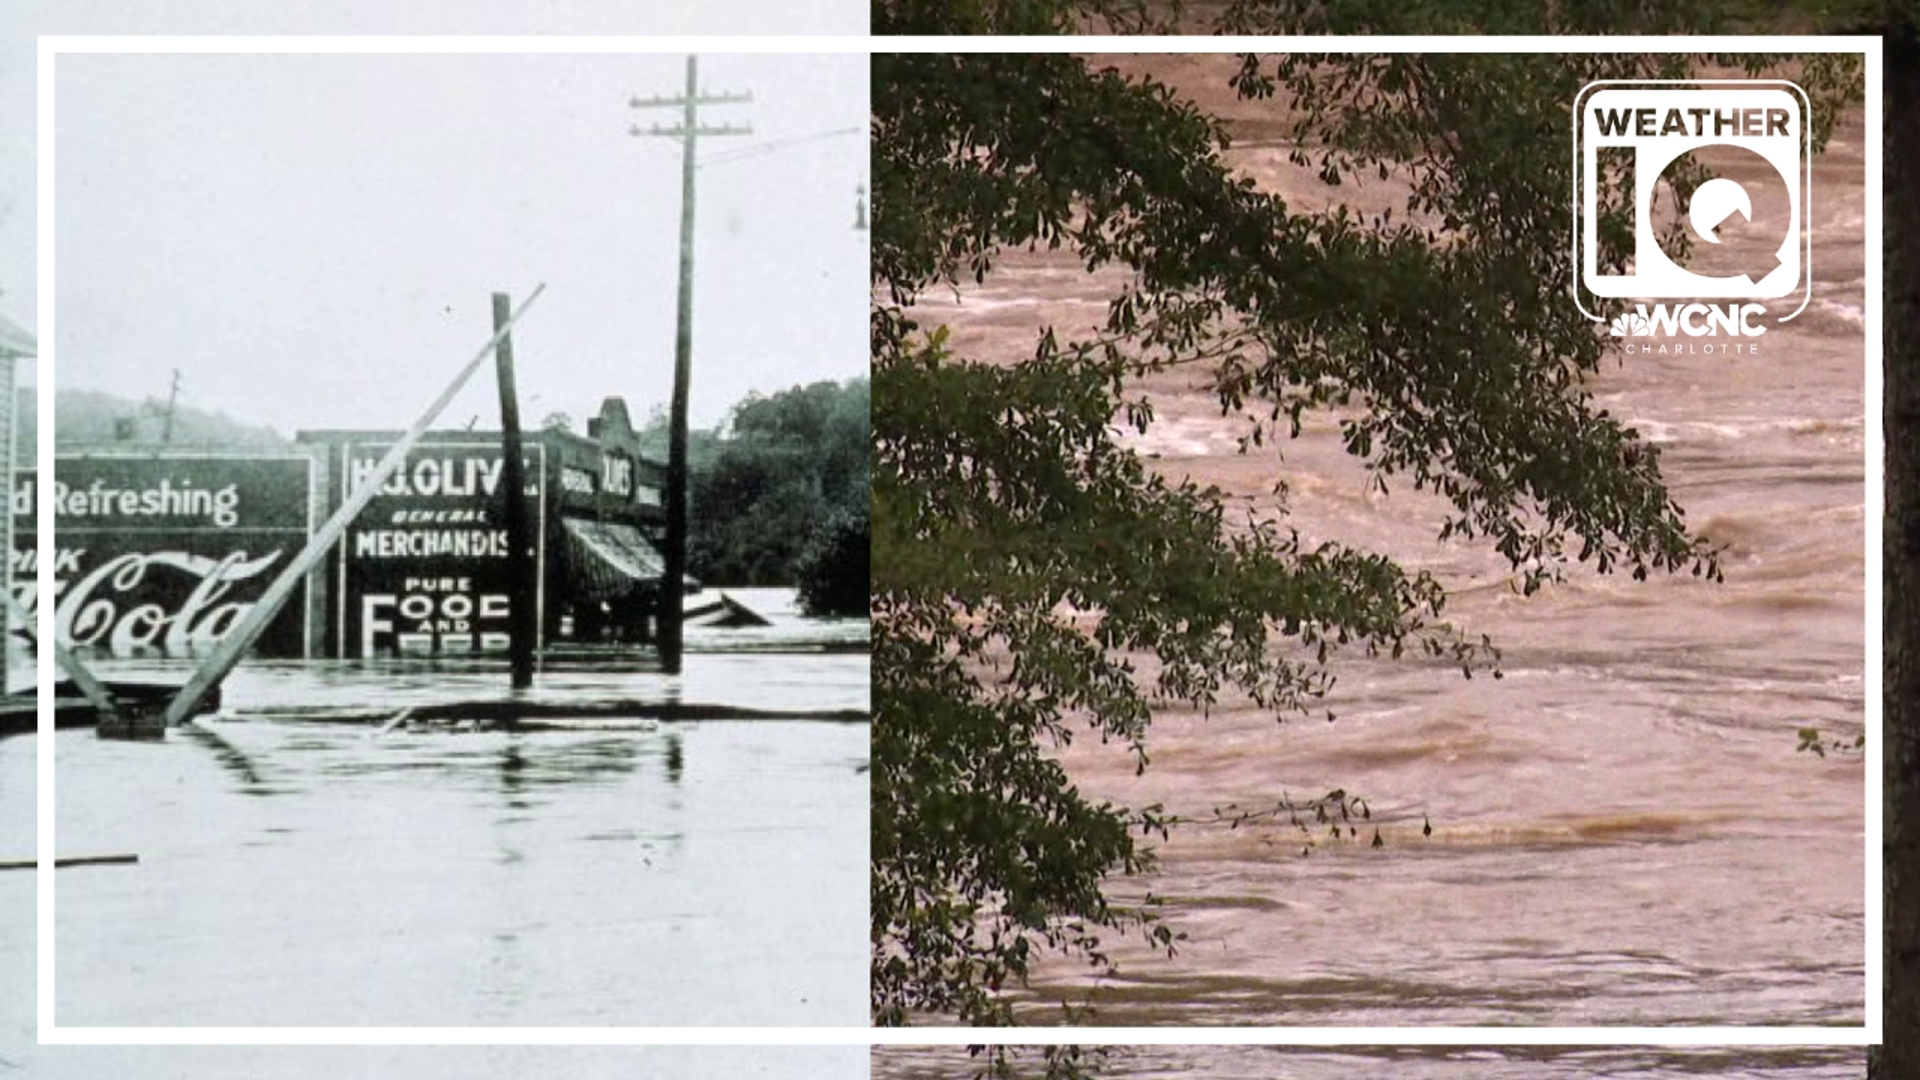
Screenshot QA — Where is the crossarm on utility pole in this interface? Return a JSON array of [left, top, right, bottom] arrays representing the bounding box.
[[161, 284, 549, 727]]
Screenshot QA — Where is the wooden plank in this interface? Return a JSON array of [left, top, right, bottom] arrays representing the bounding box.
[[162, 285, 548, 727]]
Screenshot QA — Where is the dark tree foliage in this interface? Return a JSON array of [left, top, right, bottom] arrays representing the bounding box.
[[874, 0, 1911, 34], [732, 377, 873, 510], [795, 508, 870, 617], [871, 29, 1861, 1041], [872, 0, 1159, 33], [684, 377, 869, 589]]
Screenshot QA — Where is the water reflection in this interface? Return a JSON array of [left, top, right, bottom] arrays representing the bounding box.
[[177, 720, 271, 793], [500, 742, 531, 812], [39, 656, 868, 1026]]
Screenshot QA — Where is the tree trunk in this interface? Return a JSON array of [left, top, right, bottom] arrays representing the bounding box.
[[1879, 23, 1920, 1080]]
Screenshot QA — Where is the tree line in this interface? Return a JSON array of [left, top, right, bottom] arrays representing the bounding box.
[[35, 380, 872, 619], [664, 377, 869, 616]]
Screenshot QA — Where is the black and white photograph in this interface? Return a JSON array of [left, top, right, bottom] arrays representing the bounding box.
[[4, 1045, 870, 1080], [3, 47, 869, 1030], [15, 0, 866, 37]]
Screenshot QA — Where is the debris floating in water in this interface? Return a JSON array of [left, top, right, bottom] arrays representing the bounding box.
[[220, 699, 869, 731]]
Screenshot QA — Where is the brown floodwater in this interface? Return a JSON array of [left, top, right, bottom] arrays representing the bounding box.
[[898, 57, 1866, 1029], [873, 1046, 1870, 1079]]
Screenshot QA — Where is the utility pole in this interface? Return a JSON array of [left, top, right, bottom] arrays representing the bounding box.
[[161, 368, 181, 443], [629, 55, 750, 676]]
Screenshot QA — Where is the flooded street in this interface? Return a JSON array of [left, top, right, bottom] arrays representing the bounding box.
[[908, 57, 1866, 1029], [1, 594, 869, 1029]]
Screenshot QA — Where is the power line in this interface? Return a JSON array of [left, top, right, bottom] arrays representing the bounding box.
[[696, 125, 864, 169]]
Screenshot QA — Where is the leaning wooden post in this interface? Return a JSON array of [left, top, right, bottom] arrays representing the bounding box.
[[161, 285, 548, 727], [2, 590, 121, 723], [492, 292, 536, 690]]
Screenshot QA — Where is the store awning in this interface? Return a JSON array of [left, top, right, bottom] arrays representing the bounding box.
[[562, 518, 691, 602]]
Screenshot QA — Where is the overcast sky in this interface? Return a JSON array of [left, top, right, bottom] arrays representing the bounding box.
[[1, 10, 35, 375], [49, 49, 866, 435], [1, 6, 871, 392], [0, 4, 868, 433]]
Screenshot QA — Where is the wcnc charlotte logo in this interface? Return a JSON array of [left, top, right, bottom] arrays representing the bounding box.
[[1573, 80, 1813, 353]]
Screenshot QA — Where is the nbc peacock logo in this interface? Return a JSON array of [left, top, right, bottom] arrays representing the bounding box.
[[1609, 312, 1652, 338]]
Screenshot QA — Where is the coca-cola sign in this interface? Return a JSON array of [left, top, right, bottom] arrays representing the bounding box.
[[11, 454, 318, 658]]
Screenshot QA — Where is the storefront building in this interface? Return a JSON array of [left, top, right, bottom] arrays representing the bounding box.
[[17, 397, 668, 660]]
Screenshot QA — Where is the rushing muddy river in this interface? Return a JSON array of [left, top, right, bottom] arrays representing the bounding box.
[[0, 594, 869, 1032], [900, 58, 1867, 1030], [873, 1046, 1871, 1080]]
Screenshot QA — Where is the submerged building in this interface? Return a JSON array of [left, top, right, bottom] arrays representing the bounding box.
[[16, 397, 672, 660]]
